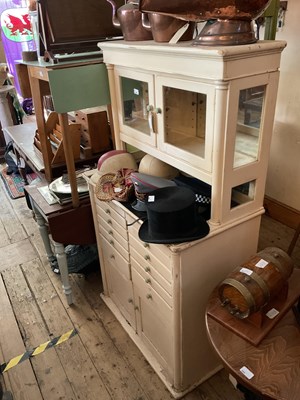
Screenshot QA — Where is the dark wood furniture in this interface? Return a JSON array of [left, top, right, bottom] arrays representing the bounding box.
[[37, 0, 124, 62], [24, 182, 96, 305], [206, 269, 300, 400]]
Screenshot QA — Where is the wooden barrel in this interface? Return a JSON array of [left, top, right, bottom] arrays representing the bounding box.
[[218, 247, 294, 319]]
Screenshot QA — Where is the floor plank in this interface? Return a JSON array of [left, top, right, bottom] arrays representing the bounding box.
[[0, 274, 43, 400], [0, 182, 28, 244], [2, 263, 76, 400], [0, 239, 38, 271], [21, 258, 112, 400]]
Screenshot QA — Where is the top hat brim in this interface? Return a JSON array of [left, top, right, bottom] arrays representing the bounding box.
[[138, 214, 210, 244]]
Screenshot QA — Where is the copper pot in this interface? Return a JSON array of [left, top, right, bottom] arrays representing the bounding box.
[[142, 13, 195, 42], [139, 0, 272, 45], [139, 0, 272, 22], [107, 0, 153, 41]]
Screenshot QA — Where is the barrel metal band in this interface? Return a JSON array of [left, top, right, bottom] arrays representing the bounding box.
[[220, 278, 255, 318], [248, 270, 271, 303]]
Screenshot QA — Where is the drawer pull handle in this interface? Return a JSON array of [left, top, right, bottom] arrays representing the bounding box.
[[108, 230, 113, 235], [107, 219, 112, 225], [145, 267, 151, 273], [110, 254, 115, 259], [109, 240, 114, 246], [144, 255, 150, 261], [144, 243, 149, 248], [128, 298, 133, 303], [105, 209, 111, 214], [134, 306, 139, 311], [145, 278, 151, 284], [146, 294, 152, 300]]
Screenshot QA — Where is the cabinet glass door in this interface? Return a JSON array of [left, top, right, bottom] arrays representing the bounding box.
[[115, 68, 156, 146], [234, 85, 266, 168], [156, 76, 214, 173]]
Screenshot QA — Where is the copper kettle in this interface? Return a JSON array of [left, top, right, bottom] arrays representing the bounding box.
[[142, 13, 195, 43], [106, 0, 153, 41]]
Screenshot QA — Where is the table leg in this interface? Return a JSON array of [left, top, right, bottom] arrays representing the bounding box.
[[32, 203, 56, 264], [237, 383, 264, 399], [53, 240, 73, 306]]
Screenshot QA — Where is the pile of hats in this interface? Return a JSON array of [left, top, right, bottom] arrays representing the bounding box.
[[95, 150, 210, 244]]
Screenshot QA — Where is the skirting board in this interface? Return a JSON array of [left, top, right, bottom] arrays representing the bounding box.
[[264, 196, 300, 230]]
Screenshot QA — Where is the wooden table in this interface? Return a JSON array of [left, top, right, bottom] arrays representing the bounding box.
[[24, 183, 96, 305], [3, 122, 43, 176], [206, 273, 300, 400], [23, 58, 112, 207]]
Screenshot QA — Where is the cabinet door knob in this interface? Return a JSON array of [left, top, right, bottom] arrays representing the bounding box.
[[154, 107, 162, 114], [146, 294, 152, 300], [146, 104, 153, 112]]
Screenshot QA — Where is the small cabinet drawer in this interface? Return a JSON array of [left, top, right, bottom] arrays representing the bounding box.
[[106, 199, 127, 219], [131, 257, 172, 307], [129, 235, 173, 284], [98, 218, 129, 253], [100, 235, 131, 280], [96, 201, 127, 229], [100, 223, 129, 261], [97, 204, 127, 235], [131, 245, 172, 290], [127, 215, 171, 267]]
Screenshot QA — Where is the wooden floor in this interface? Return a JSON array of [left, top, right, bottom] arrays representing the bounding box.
[[0, 165, 299, 400]]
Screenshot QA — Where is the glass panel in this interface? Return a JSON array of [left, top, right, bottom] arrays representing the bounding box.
[[121, 76, 150, 135], [231, 180, 256, 209], [234, 85, 266, 168], [163, 86, 206, 158]]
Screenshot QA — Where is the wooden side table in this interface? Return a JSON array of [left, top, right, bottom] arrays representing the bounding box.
[[24, 184, 96, 305], [206, 270, 300, 400]]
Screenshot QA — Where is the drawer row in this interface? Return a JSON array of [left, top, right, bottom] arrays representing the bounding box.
[[96, 198, 174, 305]]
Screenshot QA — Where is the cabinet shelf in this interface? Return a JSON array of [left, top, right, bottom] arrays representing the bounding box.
[[166, 131, 205, 158], [234, 131, 260, 167]]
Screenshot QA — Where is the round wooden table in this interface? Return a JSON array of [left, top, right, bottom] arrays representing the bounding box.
[[206, 287, 300, 400]]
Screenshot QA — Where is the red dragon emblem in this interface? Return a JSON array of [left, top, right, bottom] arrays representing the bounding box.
[[5, 13, 32, 36]]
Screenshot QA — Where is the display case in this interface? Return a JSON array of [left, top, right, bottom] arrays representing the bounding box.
[[88, 40, 286, 398]]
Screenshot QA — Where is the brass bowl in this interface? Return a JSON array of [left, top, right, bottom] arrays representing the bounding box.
[[139, 0, 272, 45]]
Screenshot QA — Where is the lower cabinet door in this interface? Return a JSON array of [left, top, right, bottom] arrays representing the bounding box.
[[105, 256, 136, 330], [132, 268, 174, 381]]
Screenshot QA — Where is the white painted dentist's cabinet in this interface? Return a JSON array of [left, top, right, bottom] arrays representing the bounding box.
[[87, 40, 286, 398]]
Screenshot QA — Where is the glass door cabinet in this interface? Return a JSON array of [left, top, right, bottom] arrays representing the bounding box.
[[90, 40, 286, 398]]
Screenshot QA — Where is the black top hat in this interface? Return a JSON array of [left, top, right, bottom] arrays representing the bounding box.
[[138, 186, 210, 244]]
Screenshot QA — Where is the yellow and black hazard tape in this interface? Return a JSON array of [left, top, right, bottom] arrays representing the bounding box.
[[0, 328, 78, 374]]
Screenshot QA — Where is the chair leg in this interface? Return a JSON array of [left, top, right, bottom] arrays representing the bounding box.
[[287, 221, 300, 256]]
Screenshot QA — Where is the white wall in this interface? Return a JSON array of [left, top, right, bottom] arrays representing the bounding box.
[[265, 0, 300, 211]]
